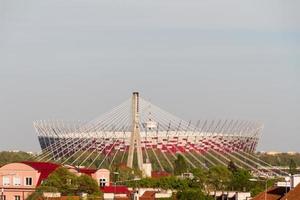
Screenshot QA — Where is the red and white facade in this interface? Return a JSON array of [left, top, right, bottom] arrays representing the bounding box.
[[33, 95, 265, 174]]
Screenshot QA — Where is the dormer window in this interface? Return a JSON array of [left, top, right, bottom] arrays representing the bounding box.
[[13, 177, 21, 186], [3, 176, 10, 186], [25, 177, 32, 186]]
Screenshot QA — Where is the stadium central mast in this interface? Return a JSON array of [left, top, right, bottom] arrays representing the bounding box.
[[127, 92, 144, 170]]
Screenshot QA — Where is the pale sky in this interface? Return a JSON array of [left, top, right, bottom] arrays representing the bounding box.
[[0, 0, 299, 152]]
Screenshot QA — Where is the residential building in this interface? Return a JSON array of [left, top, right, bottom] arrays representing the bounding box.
[[0, 162, 110, 200]]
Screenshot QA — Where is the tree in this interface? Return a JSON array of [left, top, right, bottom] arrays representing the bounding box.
[[111, 163, 142, 183], [77, 174, 101, 195], [190, 168, 207, 189], [229, 169, 252, 191], [174, 154, 188, 175], [0, 151, 34, 166], [27, 186, 59, 200], [227, 160, 238, 173], [42, 167, 79, 195], [207, 166, 232, 190], [29, 167, 102, 199], [177, 188, 213, 200], [126, 176, 192, 191], [289, 159, 297, 175]]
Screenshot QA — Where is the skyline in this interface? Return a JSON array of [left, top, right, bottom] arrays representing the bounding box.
[[0, 0, 299, 152]]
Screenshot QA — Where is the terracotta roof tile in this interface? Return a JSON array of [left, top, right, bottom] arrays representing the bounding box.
[[140, 191, 156, 200], [280, 183, 300, 200], [101, 185, 130, 194], [77, 168, 97, 176], [252, 186, 286, 200]]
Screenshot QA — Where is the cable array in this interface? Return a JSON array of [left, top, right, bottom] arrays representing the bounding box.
[[33, 95, 285, 177]]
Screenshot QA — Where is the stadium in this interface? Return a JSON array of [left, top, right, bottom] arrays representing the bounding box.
[[33, 92, 280, 177]]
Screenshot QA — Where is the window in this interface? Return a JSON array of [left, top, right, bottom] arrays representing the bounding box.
[[25, 177, 32, 186], [0, 195, 6, 200], [13, 177, 21, 186], [67, 179, 72, 185], [2, 176, 10, 186], [14, 196, 20, 200], [99, 178, 106, 187]]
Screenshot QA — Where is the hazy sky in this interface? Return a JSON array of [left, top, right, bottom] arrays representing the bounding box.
[[0, 0, 299, 152]]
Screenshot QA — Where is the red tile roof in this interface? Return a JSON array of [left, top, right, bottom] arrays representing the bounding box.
[[252, 186, 286, 200], [281, 183, 300, 200], [21, 161, 60, 186], [140, 191, 156, 200], [101, 185, 130, 194], [77, 168, 97, 176], [151, 171, 171, 178]]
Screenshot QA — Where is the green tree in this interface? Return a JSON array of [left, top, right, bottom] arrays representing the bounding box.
[[207, 166, 232, 190], [0, 151, 34, 166], [174, 154, 188, 175], [126, 176, 192, 191], [77, 174, 101, 195], [27, 186, 59, 200], [177, 188, 213, 200], [190, 168, 207, 189], [229, 169, 252, 191], [26, 191, 43, 200], [227, 160, 238, 173], [41, 167, 79, 195], [289, 159, 297, 175], [28, 168, 103, 199]]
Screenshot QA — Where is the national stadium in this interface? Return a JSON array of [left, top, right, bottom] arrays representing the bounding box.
[[33, 92, 283, 177]]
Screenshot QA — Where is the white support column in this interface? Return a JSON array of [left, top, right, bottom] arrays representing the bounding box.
[[127, 92, 144, 170]]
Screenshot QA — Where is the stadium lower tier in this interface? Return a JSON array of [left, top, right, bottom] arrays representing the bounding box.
[[38, 134, 258, 158]]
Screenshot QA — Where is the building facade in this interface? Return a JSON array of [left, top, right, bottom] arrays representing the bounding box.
[[0, 162, 110, 200]]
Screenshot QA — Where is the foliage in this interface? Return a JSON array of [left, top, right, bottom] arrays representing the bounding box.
[[250, 184, 264, 197], [26, 186, 59, 200], [42, 167, 79, 195], [36, 185, 59, 193], [174, 154, 188, 175], [26, 190, 43, 200], [125, 176, 190, 190], [177, 188, 213, 200], [77, 174, 101, 195], [289, 159, 297, 175], [190, 168, 207, 189], [0, 151, 34, 166], [110, 163, 143, 183], [257, 152, 300, 169], [28, 167, 102, 199], [207, 166, 232, 190], [118, 163, 282, 200], [229, 169, 252, 191], [227, 160, 238, 173]]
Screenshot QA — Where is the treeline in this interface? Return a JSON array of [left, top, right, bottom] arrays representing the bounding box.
[[122, 164, 275, 199], [257, 152, 300, 166], [113, 155, 277, 198], [0, 151, 34, 166], [1, 151, 300, 167]]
